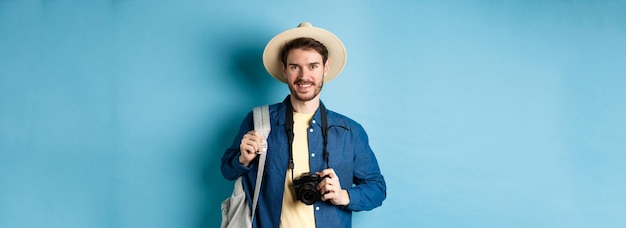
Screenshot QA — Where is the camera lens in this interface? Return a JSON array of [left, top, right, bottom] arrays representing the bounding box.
[[297, 184, 318, 205]]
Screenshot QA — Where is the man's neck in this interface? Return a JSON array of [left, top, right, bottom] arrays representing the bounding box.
[[290, 96, 320, 114]]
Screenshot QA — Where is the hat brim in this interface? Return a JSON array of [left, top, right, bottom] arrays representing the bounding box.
[[262, 23, 346, 84]]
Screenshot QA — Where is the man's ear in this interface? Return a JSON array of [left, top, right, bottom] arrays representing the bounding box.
[[324, 59, 331, 76], [281, 62, 287, 78]]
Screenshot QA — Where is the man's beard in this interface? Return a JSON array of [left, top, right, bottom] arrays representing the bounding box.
[[289, 78, 324, 102]]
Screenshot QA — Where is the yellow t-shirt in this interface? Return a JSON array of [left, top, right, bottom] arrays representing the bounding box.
[[280, 112, 315, 228]]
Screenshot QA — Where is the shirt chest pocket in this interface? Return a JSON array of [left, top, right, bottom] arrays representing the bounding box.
[[325, 126, 354, 183]]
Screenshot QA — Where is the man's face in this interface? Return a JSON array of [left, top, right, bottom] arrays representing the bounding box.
[[282, 48, 329, 102]]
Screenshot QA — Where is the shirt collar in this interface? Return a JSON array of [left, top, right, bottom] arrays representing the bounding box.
[[277, 95, 328, 129]]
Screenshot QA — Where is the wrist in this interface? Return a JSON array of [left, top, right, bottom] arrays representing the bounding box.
[[339, 189, 350, 206], [238, 154, 250, 166]]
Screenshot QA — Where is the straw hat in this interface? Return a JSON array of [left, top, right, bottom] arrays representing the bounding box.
[[262, 22, 346, 83]]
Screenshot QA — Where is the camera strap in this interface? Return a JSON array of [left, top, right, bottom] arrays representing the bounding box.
[[285, 97, 330, 181]]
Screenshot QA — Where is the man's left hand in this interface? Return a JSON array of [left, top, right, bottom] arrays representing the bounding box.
[[317, 168, 350, 206]]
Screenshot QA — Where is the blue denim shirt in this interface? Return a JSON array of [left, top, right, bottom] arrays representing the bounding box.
[[221, 96, 386, 228]]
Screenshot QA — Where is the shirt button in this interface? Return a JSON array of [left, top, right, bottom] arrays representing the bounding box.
[[312, 120, 317, 124], [315, 207, 320, 211], [311, 153, 316, 157], [309, 128, 313, 133]]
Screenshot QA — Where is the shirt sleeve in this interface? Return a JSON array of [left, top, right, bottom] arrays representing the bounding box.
[[221, 111, 255, 180], [344, 124, 387, 212]]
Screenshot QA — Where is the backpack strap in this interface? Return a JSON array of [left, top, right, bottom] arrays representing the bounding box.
[[251, 105, 270, 222]]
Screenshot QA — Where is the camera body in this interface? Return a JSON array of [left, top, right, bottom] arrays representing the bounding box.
[[292, 172, 327, 205]]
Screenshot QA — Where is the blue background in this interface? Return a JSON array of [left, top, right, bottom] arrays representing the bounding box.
[[1, 1, 625, 227]]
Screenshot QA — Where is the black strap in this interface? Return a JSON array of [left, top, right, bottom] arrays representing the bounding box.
[[285, 100, 295, 170], [320, 104, 330, 168], [285, 97, 330, 180]]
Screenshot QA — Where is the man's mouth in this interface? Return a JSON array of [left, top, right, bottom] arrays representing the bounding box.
[[295, 80, 314, 89]]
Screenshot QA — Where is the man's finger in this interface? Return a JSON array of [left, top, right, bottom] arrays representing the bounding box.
[[319, 168, 335, 178]]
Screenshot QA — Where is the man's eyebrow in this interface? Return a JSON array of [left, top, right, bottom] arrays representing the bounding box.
[[287, 61, 321, 66]]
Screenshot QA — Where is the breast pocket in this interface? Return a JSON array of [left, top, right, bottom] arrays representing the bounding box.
[[326, 126, 354, 187]]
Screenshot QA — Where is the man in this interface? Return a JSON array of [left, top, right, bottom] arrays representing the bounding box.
[[221, 22, 386, 228]]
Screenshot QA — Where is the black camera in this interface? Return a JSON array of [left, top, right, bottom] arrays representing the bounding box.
[[292, 172, 327, 205]]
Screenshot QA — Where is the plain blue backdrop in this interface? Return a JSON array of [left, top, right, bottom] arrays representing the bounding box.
[[1, 1, 625, 227]]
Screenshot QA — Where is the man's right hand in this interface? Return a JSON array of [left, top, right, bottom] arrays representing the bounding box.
[[239, 130, 263, 166]]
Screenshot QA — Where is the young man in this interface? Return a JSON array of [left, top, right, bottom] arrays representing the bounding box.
[[221, 22, 386, 228]]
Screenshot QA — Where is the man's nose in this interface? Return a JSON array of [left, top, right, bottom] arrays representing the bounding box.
[[297, 68, 310, 77], [303, 67, 315, 75]]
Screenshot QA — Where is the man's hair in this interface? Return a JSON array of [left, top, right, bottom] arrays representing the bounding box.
[[281, 37, 329, 67]]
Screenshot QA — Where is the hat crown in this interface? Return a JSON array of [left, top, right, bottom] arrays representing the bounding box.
[[298, 22, 313, 28]]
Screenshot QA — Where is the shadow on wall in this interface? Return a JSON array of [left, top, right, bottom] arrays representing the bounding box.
[[193, 24, 278, 228]]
